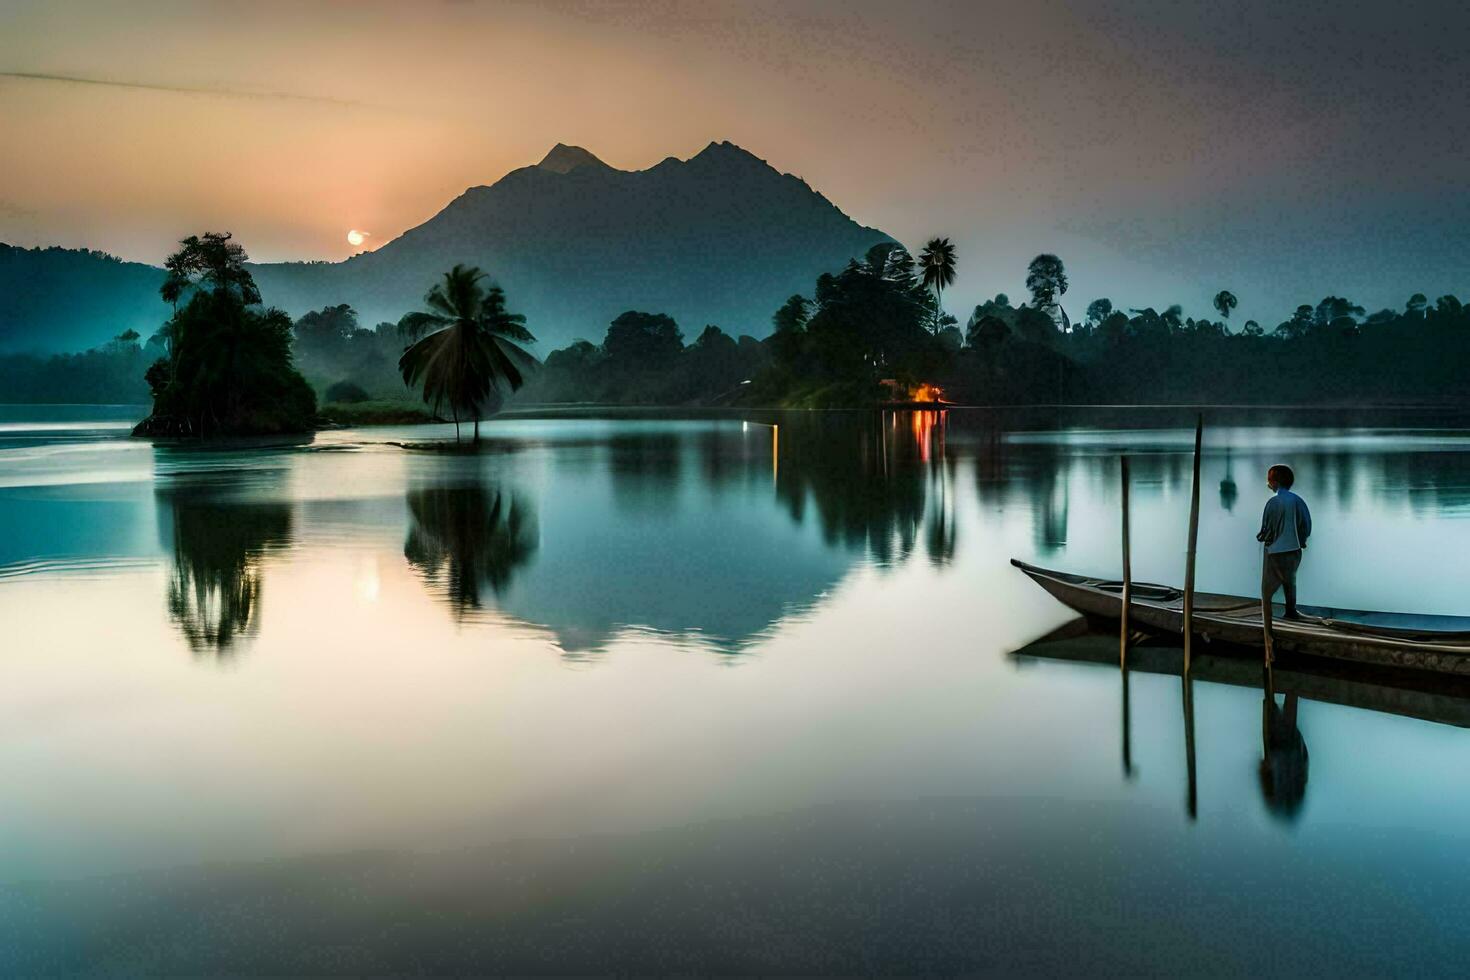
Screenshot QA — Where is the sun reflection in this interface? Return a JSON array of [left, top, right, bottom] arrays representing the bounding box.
[[355, 555, 381, 603]]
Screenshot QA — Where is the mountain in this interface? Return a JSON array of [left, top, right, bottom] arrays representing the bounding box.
[[0, 142, 893, 355], [248, 141, 893, 349], [0, 244, 165, 353]]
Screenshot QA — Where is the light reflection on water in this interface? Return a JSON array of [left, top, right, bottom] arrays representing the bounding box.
[[3, 404, 1470, 973]]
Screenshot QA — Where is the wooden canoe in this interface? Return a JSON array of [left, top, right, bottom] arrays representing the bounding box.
[[1011, 558, 1470, 675]]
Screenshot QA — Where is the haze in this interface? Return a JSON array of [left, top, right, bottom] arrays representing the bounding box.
[[2, 0, 1466, 324]]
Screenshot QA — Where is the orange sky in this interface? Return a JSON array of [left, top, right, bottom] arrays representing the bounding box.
[[2, 0, 1468, 322]]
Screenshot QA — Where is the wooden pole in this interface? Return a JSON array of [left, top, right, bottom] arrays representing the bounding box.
[[1182, 414, 1203, 674], [1120, 455, 1132, 669], [1262, 549, 1276, 670], [1120, 454, 1134, 776], [1183, 668, 1198, 821], [1181, 415, 1203, 819], [1122, 658, 1134, 778]]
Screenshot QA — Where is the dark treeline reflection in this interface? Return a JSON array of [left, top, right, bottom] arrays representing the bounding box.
[[156, 474, 293, 656], [404, 478, 539, 620], [393, 409, 1470, 655], [771, 411, 954, 567]]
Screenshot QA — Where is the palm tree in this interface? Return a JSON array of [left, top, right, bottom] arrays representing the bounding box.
[[918, 237, 958, 334], [1213, 289, 1238, 321], [398, 265, 537, 442]]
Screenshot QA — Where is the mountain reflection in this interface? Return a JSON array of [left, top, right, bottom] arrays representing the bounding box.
[[396, 410, 1470, 661], [404, 481, 539, 620], [156, 476, 293, 656]]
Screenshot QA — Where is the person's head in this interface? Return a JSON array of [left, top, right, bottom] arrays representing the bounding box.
[[1267, 463, 1295, 491]]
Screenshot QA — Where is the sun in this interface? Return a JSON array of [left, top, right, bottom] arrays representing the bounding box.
[[346, 229, 367, 247]]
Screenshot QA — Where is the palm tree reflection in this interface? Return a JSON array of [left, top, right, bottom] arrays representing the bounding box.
[[405, 482, 539, 619], [158, 482, 292, 656]]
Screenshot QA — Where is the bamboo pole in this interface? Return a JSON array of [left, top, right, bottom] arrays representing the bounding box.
[[1120, 455, 1132, 668], [1122, 659, 1134, 779], [1182, 414, 1203, 674], [1183, 668, 1198, 820], [1262, 549, 1276, 670], [1120, 454, 1134, 776]]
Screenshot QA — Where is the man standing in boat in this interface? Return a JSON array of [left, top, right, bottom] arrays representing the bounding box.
[[1257, 463, 1312, 624]]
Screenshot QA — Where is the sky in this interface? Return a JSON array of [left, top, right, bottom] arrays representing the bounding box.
[[1, 0, 1467, 326]]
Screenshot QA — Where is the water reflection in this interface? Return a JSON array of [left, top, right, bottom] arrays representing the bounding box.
[[772, 412, 941, 566], [1012, 629, 1470, 825], [10, 408, 1470, 972], [405, 479, 539, 620], [156, 474, 293, 656], [1260, 682, 1309, 821], [1219, 447, 1239, 512]]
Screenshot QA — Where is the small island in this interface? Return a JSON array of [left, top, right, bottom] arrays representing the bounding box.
[[133, 233, 317, 437]]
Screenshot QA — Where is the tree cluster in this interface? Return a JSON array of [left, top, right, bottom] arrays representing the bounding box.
[[290, 302, 409, 401], [136, 232, 316, 436], [0, 330, 153, 403], [529, 311, 768, 405], [1045, 290, 1470, 404]]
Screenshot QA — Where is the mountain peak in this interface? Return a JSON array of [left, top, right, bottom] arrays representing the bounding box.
[[690, 140, 764, 167], [537, 143, 611, 174]]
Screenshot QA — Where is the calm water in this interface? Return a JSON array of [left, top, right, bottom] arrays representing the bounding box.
[[4, 403, 1470, 974]]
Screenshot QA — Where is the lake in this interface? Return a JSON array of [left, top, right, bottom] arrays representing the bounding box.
[[4, 403, 1470, 974]]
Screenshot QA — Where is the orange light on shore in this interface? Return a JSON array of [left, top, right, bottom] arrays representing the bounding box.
[[911, 383, 944, 403]]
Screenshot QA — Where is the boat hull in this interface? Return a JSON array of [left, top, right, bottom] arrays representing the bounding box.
[[1012, 559, 1470, 675]]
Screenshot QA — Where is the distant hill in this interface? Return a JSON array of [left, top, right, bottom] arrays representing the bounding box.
[[0, 245, 165, 353], [0, 142, 892, 355], [249, 142, 893, 349]]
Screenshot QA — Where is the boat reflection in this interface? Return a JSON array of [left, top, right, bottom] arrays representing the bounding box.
[[1014, 626, 1470, 821]]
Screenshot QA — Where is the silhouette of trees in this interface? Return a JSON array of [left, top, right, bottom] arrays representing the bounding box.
[[918, 237, 957, 334], [528, 308, 767, 405], [289, 305, 413, 402], [1213, 290, 1237, 320], [770, 294, 811, 366], [474, 240, 1470, 409], [604, 311, 683, 364], [294, 303, 358, 363], [135, 232, 316, 436], [0, 329, 151, 403], [1025, 254, 1068, 326], [160, 231, 259, 307], [398, 264, 537, 442]]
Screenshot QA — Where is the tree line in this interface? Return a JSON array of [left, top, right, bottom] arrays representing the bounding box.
[[529, 239, 1470, 407], [131, 234, 536, 438], [6, 229, 1467, 419]]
